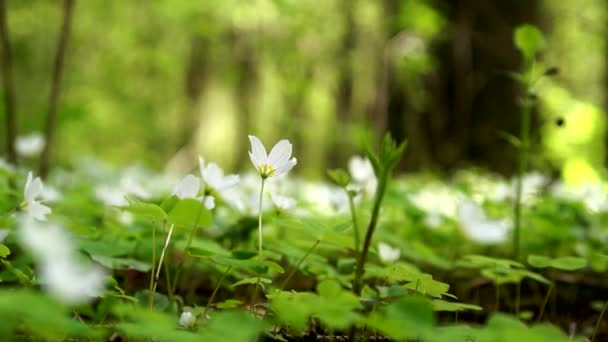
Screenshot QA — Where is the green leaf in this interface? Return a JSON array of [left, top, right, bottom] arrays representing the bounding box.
[[432, 299, 482, 312], [550, 256, 587, 271], [402, 274, 450, 298], [126, 197, 167, 223], [90, 255, 151, 272], [215, 299, 242, 309], [0, 244, 9, 258], [527, 255, 552, 268], [514, 24, 545, 61], [327, 169, 350, 188], [160, 195, 179, 213], [367, 296, 434, 340], [528, 255, 587, 271], [232, 277, 272, 288], [167, 198, 212, 228]]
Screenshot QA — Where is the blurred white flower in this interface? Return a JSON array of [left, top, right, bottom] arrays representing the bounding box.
[[457, 201, 511, 244], [117, 211, 135, 225], [95, 186, 129, 207], [172, 175, 201, 199], [203, 195, 216, 210], [0, 229, 8, 243], [551, 181, 608, 213], [42, 185, 62, 203], [248, 135, 297, 179], [199, 157, 239, 191], [179, 311, 196, 328], [19, 218, 106, 304], [409, 185, 462, 224], [348, 155, 377, 195], [16, 132, 45, 157], [271, 194, 296, 212], [22, 172, 51, 221], [378, 243, 400, 263], [0, 158, 14, 172]]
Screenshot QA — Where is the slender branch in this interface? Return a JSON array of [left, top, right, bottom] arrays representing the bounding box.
[[347, 193, 360, 253], [202, 266, 232, 320], [353, 178, 387, 295], [280, 239, 320, 290], [0, 0, 17, 165], [39, 0, 76, 178], [150, 224, 175, 304], [147, 221, 161, 308], [536, 283, 553, 322], [592, 300, 608, 342]]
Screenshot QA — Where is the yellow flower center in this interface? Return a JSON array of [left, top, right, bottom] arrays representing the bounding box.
[[259, 163, 275, 178]]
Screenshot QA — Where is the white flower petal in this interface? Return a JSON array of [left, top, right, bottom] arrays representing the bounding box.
[[267, 140, 292, 168], [180, 311, 196, 328], [202, 163, 224, 189], [378, 243, 400, 263], [218, 174, 240, 190], [28, 201, 52, 221], [273, 157, 297, 177], [248, 135, 268, 165], [172, 175, 200, 199], [198, 156, 206, 178], [24, 172, 44, 202], [203, 195, 215, 210], [249, 151, 262, 173]]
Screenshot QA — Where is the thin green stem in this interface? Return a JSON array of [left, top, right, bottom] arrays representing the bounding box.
[[251, 178, 266, 314], [512, 61, 534, 261], [346, 193, 360, 253], [148, 221, 161, 308], [203, 266, 232, 319], [536, 283, 553, 322], [353, 178, 387, 296], [592, 301, 608, 342], [258, 178, 266, 262], [151, 224, 175, 304], [280, 239, 320, 290]]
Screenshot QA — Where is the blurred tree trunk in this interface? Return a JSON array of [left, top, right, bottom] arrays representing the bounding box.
[[327, 0, 355, 168], [167, 35, 208, 172], [233, 30, 258, 170], [411, 0, 540, 173], [0, 0, 17, 166], [39, 0, 75, 178]]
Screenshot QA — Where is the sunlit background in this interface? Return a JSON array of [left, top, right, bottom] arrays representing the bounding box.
[[1, 0, 606, 182]]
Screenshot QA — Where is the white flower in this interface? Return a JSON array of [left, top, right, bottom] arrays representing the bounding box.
[[203, 195, 215, 210], [22, 172, 51, 221], [16, 132, 45, 157], [0, 229, 8, 243], [378, 243, 400, 263], [199, 157, 239, 191], [348, 155, 377, 195], [248, 135, 297, 179], [457, 201, 511, 244], [271, 194, 296, 211], [179, 311, 196, 328], [95, 186, 129, 207], [19, 218, 106, 304], [172, 175, 200, 199], [0, 158, 14, 172]]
